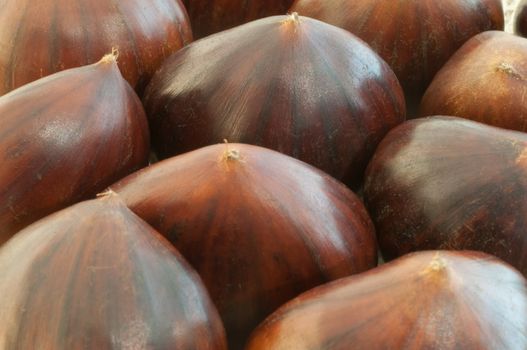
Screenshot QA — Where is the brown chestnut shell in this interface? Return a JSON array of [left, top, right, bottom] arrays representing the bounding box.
[[420, 31, 527, 131], [181, 0, 294, 38], [143, 15, 405, 189], [0, 0, 192, 95], [0, 194, 227, 349], [246, 251, 527, 349], [364, 116, 527, 275], [290, 0, 504, 113], [0, 55, 149, 245], [111, 143, 378, 348]]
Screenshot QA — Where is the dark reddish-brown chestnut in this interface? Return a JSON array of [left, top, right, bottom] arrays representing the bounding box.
[[144, 14, 405, 188], [290, 0, 504, 113], [364, 116, 527, 274], [420, 31, 527, 131], [516, 0, 527, 37], [111, 143, 378, 349], [246, 251, 527, 349], [0, 53, 149, 245], [0, 194, 227, 349], [0, 0, 192, 95], [181, 0, 294, 38]]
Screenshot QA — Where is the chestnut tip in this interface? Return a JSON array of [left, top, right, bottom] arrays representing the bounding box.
[[417, 253, 452, 285], [96, 188, 125, 205], [221, 139, 243, 162], [290, 12, 300, 22], [423, 253, 448, 272], [98, 48, 120, 66], [283, 12, 301, 25]]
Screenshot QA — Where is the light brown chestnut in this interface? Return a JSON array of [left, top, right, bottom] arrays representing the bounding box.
[[247, 251, 527, 349], [420, 31, 527, 131], [0, 0, 192, 95], [0, 194, 227, 349], [111, 143, 378, 349], [0, 53, 149, 245]]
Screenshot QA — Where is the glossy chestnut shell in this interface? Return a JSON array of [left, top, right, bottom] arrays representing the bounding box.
[[420, 31, 527, 131], [247, 251, 527, 349], [0, 0, 192, 95], [0, 194, 227, 349], [0, 55, 149, 245], [290, 0, 504, 112], [144, 15, 405, 188], [364, 116, 527, 275], [111, 143, 378, 348], [181, 0, 294, 38]]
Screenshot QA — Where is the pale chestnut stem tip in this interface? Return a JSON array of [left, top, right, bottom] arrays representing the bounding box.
[[222, 139, 242, 161], [99, 47, 120, 64], [283, 12, 301, 25], [96, 188, 118, 198], [420, 253, 448, 277], [291, 12, 299, 22]]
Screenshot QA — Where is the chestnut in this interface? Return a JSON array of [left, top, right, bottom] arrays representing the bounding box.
[[247, 251, 527, 349], [420, 31, 527, 132], [290, 0, 504, 113], [0, 53, 149, 245], [143, 14, 405, 189], [111, 142, 378, 348], [0, 0, 192, 95], [0, 193, 227, 349], [364, 116, 527, 275]]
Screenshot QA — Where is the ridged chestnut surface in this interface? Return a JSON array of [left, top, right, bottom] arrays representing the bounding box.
[[0, 195, 227, 349], [246, 251, 527, 349], [0, 0, 192, 95], [364, 116, 527, 274], [144, 15, 405, 188], [516, 0, 527, 37], [181, 0, 294, 38], [290, 0, 504, 112], [0, 55, 149, 245], [111, 143, 378, 349], [420, 31, 527, 131]]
